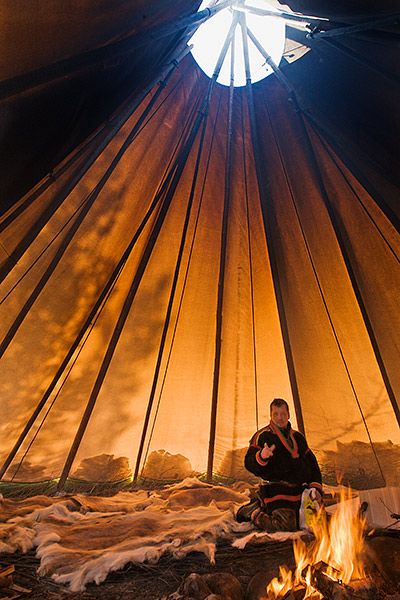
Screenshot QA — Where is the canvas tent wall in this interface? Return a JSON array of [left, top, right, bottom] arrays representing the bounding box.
[[0, 0, 399, 492]]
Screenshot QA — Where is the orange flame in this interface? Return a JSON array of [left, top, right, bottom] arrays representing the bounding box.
[[266, 487, 366, 598]]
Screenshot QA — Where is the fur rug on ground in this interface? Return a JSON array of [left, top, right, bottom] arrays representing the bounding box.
[[0, 478, 301, 591]]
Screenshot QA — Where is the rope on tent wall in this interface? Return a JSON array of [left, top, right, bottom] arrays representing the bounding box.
[[264, 95, 387, 485], [0, 91, 203, 482], [132, 93, 213, 483], [313, 129, 400, 265], [0, 41, 191, 277], [56, 77, 215, 492], [0, 240, 9, 259], [139, 92, 224, 481], [240, 12, 305, 435], [240, 93, 259, 433]]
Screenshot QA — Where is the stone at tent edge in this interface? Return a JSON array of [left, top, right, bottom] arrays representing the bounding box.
[[71, 453, 131, 481], [245, 570, 276, 600], [162, 572, 244, 600], [364, 534, 400, 586], [143, 449, 195, 480]]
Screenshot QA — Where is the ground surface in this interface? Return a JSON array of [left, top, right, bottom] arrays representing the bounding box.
[[0, 540, 295, 599]]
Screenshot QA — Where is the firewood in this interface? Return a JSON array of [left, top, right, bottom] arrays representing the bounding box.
[[310, 561, 377, 599], [0, 564, 14, 589], [10, 584, 32, 593], [0, 566, 14, 577]]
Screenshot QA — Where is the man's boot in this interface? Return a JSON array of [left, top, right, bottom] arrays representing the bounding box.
[[236, 497, 261, 523], [253, 507, 297, 532]]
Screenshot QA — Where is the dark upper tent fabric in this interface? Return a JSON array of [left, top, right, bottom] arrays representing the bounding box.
[[0, 0, 399, 491]]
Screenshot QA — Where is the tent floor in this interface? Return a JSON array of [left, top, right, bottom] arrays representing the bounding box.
[[0, 540, 295, 599]]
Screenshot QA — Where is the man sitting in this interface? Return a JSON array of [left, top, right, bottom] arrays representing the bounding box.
[[236, 398, 322, 532]]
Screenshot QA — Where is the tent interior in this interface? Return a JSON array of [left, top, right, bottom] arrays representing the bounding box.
[[0, 0, 399, 593], [1, 0, 399, 491]]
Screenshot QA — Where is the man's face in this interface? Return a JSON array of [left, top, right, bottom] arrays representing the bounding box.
[[270, 404, 289, 429]]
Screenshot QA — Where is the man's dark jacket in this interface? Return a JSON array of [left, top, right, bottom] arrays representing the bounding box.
[[245, 421, 322, 513]]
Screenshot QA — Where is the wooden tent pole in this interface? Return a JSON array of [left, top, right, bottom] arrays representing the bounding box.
[[244, 22, 399, 437], [309, 14, 400, 40], [292, 115, 391, 482], [0, 164, 177, 482], [0, 43, 191, 282], [56, 91, 209, 492], [239, 4, 330, 25], [245, 27, 296, 95], [206, 13, 239, 482], [240, 95, 259, 431], [239, 13, 305, 434]]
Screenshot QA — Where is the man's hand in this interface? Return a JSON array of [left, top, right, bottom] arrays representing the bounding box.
[[260, 443, 275, 460]]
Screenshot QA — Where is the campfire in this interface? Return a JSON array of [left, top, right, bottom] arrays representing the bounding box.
[[266, 488, 376, 599]]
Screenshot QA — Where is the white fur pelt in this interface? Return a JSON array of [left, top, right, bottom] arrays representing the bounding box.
[[0, 478, 255, 591]]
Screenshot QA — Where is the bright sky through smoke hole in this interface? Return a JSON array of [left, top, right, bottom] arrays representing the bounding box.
[[190, 1, 285, 87]]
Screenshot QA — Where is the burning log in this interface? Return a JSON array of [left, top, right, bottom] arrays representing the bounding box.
[[277, 587, 304, 600], [310, 561, 377, 600]]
